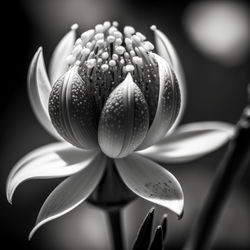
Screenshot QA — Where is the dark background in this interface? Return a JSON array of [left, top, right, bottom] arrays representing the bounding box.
[[1, 0, 249, 249]]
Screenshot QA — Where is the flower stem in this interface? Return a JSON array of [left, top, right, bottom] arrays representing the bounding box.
[[184, 87, 250, 250], [106, 207, 125, 250]]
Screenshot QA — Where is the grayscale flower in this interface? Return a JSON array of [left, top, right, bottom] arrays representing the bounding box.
[[6, 21, 235, 239]]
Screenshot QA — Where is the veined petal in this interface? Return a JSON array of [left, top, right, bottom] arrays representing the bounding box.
[[29, 153, 106, 239], [98, 74, 149, 158], [28, 47, 61, 140], [151, 26, 186, 130], [138, 122, 236, 163], [115, 153, 184, 216], [49, 24, 78, 85], [138, 54, 181, 150], [6, 142, 98, 203]]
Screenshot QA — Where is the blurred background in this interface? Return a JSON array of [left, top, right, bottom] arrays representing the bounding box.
[[1, 0, 249, 249]]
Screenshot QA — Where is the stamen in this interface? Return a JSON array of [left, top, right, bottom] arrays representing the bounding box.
[[86, 58, 96, 69], [95, 24, 104, 33], [81, 29, 95, 45], [101, 64, 109, 71], [116, 46, 125, 55], [112, 21, 119, 27], [101, 52, 109, 60], [73, 22, 158, 115], [71, 23, 79, 30], [107, 35, 115, 43], [124, 26, 135, 37], [109, 60, 116, 67]]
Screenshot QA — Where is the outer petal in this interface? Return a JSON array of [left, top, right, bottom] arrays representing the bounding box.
[[49, 24, 77, 85], [6, 142, 98, 203], [98, 74, 149, 158], [49, 66, 99, 149], [115, 153, 184, 216], [138, 122, 236, 163], [151, 25, 186, 130], [28, 47, 61, 140], [29, 153, 106, 239], [137, 53, 181, 150]]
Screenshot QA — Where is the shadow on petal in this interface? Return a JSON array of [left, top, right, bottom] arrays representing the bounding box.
[[6, 142, 98, 203], [29, 153, 106, 239], [115, 154, 184, 216], [138, 122, 236, 163]]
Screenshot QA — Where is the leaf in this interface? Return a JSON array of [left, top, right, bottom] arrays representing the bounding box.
[[6, 142, 98, 203], [29, 153, 106, 239], [28, 47, 61, 140], [98, 74, 149, 158], [137, 53, 181, 150], [149, 226, 164, 250], [151, 26, 186, 131], [138, 122, 235, 163], [49, 25, 77, 85], [115, 153, 184, 216], [132, 207, 155, 250]]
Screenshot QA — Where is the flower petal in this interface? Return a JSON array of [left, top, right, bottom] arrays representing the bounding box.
[[98, 73, 149, 158], [115, 153, 184, 216], [138, 122, 236, 163], [6, 142, 98, 203], [49, 24, 77, 85], [28, 47, 61, 140], [151, 26, 186, 130], [137, 54, 181, 150], [29, 153, 106, 239], [49, 66, 99, 149]]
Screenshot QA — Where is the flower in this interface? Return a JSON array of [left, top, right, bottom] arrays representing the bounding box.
[[6, 21, 235, 239]]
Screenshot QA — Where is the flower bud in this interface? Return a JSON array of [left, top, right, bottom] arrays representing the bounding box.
[[48, 21, 181, 156]]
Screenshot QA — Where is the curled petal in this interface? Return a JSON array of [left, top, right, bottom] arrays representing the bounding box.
[[138, 54, 181, 150], [6, 142, 98, 203], [138, 122, 236, 163], [151, 26, 186, 129], [115, 154, 184, 216], [98, 74, 149, 158], [28, 48, 61, 140], [49, 66, 99, 149], [29, 153, 106, 239], [49, 24, 77, 85]]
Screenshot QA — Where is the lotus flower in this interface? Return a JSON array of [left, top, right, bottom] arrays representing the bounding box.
[[6, 21, 235, 239]]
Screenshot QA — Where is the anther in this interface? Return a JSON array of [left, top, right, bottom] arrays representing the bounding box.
[[86, 58, 96, 68], [124, 26, 135, 37], [95, 24, 104, 33], [107, 35, 115, 43], [81, 29, 95, 45], [71, 23, 79, 30], [116, 46, 125, 55], [109, 60, 116, 67]]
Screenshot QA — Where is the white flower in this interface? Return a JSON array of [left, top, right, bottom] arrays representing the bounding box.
[[6, 21, 235, 239]]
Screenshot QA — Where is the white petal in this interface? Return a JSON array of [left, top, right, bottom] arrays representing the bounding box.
[[29, 153, 106, 239], [138, 122, 236, 163], [28, 47, 61, 140], [151, 26, 186, 130], [115, 153, 184, 216], [49, 25, 77, 85], [6, 142, 98, 203], [137, 53, 180, 150], [98, 73, 149, 158]]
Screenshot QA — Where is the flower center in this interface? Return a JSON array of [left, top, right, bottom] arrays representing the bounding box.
[[66, 21, 159, 123]]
